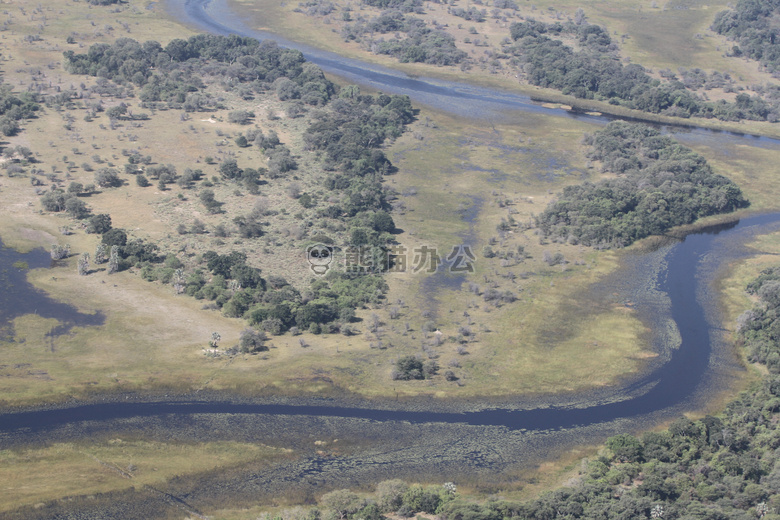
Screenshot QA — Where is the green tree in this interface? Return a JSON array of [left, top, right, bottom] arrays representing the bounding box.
[[41, 190, 67, 212], [606, 433, 644, 462], [94, 167, 122, 188], [106, 103, 128, 119], [65, 197, 90, 219], [102, 228, 128, 247], [108, 245, 120, 274], [51, 244, 71, 260], [67, 182, 84, 195], [227, 109, 253, 124], [376, 479, 409, 512], [77, 252, 90, 276], [239, 328, 268, 353], [94, 243, 107, 264], [372, 211, 395, 232], [199, 188, 222, 213], [320, 489, 364, 520], [401, 484, 441, 514], [394, 356, 424, 380], [86, 213, 112, 234], [219, 159, 242, 180]]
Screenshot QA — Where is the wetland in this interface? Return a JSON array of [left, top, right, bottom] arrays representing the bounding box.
[[3, 0, 780, 515]]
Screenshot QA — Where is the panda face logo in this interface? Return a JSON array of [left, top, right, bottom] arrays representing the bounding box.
[[306, 244, 333, 275]]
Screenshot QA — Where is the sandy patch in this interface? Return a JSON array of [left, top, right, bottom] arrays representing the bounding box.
[[19, 228, 57, 246]]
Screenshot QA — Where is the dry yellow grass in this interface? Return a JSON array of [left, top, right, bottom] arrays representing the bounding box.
[[0, 439, 291, 513]]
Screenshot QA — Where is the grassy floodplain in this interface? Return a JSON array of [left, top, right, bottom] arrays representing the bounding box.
[[0, 439, 292, 514], [1, 0, 780, 515], [0, 0, 777, 407], [1, 103, 664, 404], [0, 0, 669, 407]]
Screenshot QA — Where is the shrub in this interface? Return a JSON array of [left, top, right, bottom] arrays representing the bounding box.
[[94, 167, 122, 188], [65, 197, 90, 219], [393, 356, 424, 380], [86, 213, 112, 234], [239, 328, 268, 353]]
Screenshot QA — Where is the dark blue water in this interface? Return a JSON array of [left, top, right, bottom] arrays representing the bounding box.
[[0, 240, 104, 339], [3, 214, 778, 435]]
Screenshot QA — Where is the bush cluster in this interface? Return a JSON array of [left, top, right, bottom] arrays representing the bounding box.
[[64, 36, 335, 110], [340, 9, 468, 66]]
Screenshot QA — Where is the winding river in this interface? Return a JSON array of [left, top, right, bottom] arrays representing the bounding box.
[[4, 213, 779, 436], [170, 0, 780, 148], [3, 1, 780, 515]]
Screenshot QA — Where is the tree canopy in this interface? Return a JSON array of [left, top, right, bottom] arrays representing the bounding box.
[[537, 122, 748, 247], [509, 19, 777, 121]]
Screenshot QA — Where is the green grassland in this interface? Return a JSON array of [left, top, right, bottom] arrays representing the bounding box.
[[0, 439, 291, 514]]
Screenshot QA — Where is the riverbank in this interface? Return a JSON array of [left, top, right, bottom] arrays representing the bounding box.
[[214, 0, 780, 141], [5, 213, 780, 428]]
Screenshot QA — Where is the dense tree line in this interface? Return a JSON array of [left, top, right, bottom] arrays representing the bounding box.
[[488, 266, 780, 519], [361, 0, 423, 11], [509, 20, 778, 121], [160, 248, 388, 335], [63, 35, 335, 109], [738, 266, 780, 372], [712, 0, 780, 75], [340, 9, 468, 65], [449, 6, 486, 22], [304, 87, 413, 220], [61, 36, 415, 335], [537, 122, 748, 248], [264, 481, 458, 520]]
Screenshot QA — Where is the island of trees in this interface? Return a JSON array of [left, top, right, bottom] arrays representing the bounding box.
[[712, 0, 780, 77], [537, 121, 748, 248]]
